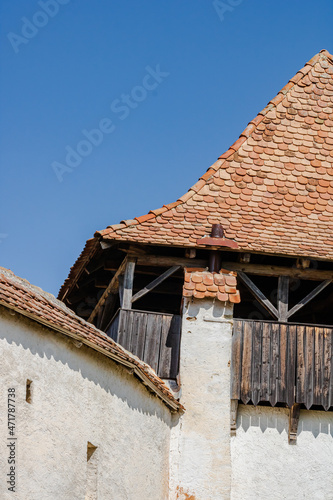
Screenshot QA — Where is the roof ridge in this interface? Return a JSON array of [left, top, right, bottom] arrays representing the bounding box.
[[177, 50, 333, 202], [215, 50, 331, 158]]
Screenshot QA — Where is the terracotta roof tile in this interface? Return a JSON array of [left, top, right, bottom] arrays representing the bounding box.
[[90, 51, 333, 255], [0, 268, 183, 412], [60, 50, 333, 298], [183, 268, 239, 303]]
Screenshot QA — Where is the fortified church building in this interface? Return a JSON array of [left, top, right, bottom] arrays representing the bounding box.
[[1, 50, 333, 499]]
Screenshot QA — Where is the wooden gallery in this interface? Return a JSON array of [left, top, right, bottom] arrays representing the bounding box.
[[1, 50, 333, 499]]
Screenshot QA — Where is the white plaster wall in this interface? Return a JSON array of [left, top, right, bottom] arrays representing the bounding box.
[[0, 307, 174, 500], [231, 405, 333, 500], [170, 298, 234, 500]]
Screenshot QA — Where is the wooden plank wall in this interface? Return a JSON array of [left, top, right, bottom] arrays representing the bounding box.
[[232, 320, 333, 410], [106, 309, 181, 380]]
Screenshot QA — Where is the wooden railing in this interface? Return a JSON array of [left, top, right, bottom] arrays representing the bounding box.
[[231, 319, 333, 411], [106, 308, 181, 380]]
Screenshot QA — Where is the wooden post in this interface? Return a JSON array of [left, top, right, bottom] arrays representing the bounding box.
[[288, 403, 301, 445], [277, 276, 289, 322], [88, 256, 128, 323], [97, 293, 117, 331], [230, 399, 238, 436], [121, 258, 136, 309]]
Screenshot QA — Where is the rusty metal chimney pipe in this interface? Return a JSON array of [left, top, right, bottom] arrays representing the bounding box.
[[208, 224, 224, 272]]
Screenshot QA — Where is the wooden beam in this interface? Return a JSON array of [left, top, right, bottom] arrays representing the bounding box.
[[287, 280, 332, 319], [222, 262, 333, 281], [185, 248, 196, 259], [277, 276, 289, 322], [122, 258, 136, 309], [118, 244, 147, 255], [132, 255, 333, 281], [288, 403, 301, 445], [296, 258, 311, 269], [105, 261, 183, 277], [230, 399, 238, 437], [94, 280, 110, 289], [136, 255, 208, 269], [238, 271, 278, 319], [239, 253, 251, 263], [131, 266, 181, 304], [88, 256, 128, 323], [97, 293, 117, 331], [100, 241, 113, 250]]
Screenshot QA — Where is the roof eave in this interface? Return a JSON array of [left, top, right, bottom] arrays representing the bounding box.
[[0, 300, 184, 413]]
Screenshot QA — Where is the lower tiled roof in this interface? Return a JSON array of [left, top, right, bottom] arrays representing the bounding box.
[[0, 268, 183, 412]]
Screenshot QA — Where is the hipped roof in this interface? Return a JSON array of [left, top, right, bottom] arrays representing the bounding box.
[[59, 50, 333, 299]]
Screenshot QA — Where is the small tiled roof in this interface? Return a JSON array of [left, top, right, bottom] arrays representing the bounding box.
[[0, 268, 183, 412], [183, 268, 240, 303], [59, 50, 333, 299]]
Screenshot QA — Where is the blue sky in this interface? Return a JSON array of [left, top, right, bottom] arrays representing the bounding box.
[[1, 0, 333, 296]]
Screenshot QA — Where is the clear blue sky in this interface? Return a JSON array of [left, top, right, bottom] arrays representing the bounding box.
[[1, 0, 332, 296]]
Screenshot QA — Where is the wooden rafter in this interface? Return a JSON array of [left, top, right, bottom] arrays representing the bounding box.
[[223, 262, 333, 281], [237, 271, 278, 319], [131, 266, 181, 304], [97, 293, 117, 330], [240, 270, 331, 322], [88, 256, 128, 323], [287, 280, 332, 319]]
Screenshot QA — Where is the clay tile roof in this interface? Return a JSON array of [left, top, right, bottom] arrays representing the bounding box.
[[183, 268, 240, 303], [96, 50, 333, 257], [60, 50, 333, 297], [0, 268, 183, 413]]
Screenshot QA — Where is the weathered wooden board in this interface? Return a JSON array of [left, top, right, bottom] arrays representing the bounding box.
[[296, 325, 333, 410], [231, 320, 243, 400], [143, 313, 162, 372], [240, 320, 252, 404], [232, 319, 333, 411], [106, 308, 181, 379], [286, 324, 297, 409], [168, 315, 182, 380], [158, 315, 181, 379], [107, 311, 120, 341]]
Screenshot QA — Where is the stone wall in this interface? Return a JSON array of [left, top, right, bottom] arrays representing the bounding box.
[[0, 307, 174, 500], [231, 405, 333, 500], [170, 298, 234, 500]]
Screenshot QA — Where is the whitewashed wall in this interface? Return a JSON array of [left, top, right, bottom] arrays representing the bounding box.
[[0, 307, 174, 500], [231, 405, 333, 500], [170, 298, 234, 500]]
